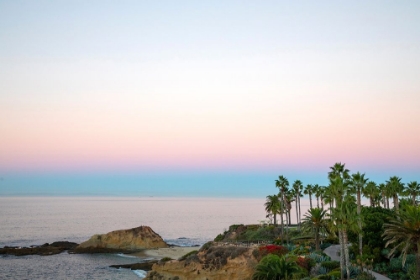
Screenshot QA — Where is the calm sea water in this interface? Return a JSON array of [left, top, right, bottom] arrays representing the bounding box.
[[0, 197, 267, 279]]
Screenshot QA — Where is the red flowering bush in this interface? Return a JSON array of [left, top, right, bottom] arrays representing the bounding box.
[[258, 244, 289, 257], [296, 256, 314, 270]]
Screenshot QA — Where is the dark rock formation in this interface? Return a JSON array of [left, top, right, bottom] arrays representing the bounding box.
[[0, 241, 79, 256], [110, 260, 159, 271]]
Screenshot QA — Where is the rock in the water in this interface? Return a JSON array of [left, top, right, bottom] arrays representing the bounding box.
[[0, 241, 79, 256], [110, 260, 159, 271], [75, 226, 168, 253]]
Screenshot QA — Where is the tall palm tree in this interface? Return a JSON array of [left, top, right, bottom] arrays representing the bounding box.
[[378, 183, 388, 208], [386, 176, 405, 215], [275, 175, 289, 237], [265, 195, 281, 225], [328, 162, 351, 280], [302, 207, 328, 251], [350, 172, 368, 256], [405, 181, 420, 205], [304, 184, 315, 209], [330, 194, 359, 280], [313, 184, 321, 208], [292, 180, 303, 230], [363, 181, 380, 207], [383, 204, 420, 280]]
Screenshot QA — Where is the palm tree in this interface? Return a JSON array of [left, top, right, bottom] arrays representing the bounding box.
[[313, 184, 321, 208], [265, 195, 281, 225], [328, 162, 350, 180], [328, 162, 352, 280], [378, 183, 388, 208], [304, 184, 315, 209], [350, 172, 368, 256], [302, 207, 328, 250], [363, 181, 380, 207], [383, 204, 420, 280], [275, 175, 289, 237], [292, 180, 303, 229], [330, 195, 359, 280], [405, 181, 420, 205], [386, 176, 405, 215], [252, 254, 304, 280]]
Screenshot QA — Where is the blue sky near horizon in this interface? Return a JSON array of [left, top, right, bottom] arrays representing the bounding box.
[[1, 1, 419, 197]]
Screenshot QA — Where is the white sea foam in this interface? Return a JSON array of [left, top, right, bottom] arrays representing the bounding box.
[[133, 270, 147, 279], [116, 253, 138, 258]]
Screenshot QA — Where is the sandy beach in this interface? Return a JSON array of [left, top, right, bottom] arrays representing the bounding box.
[[131, 246, 199, 260]]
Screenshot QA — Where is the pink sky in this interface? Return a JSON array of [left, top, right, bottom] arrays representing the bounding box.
[[1, 1, 419, 175]]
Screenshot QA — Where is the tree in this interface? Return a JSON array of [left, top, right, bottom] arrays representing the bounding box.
[[265, 195, 281, 225], [313, 184, 321, 208], [252, 254, 304, 280], [292, 180, 303, 230], [302, 207, 328, 251], [275, 176, 289, 237], [405, 181, 420, 205], [378, 183, 388, 208], [363, 181, 380, 207], [304, 184, 314, 209], [386, 176, 405, 215], [383, 204, 420, 280], [328, 162, 352, 280], [350, 171, 368, 256]]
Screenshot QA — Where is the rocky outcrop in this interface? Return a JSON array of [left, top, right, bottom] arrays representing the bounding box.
[[145, 242, 258, 280], [0, 241, 78, 256], [75, 226, 168, 253], [110, 260, 159, 271]]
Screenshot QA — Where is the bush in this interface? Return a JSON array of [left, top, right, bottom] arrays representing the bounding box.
[[321, 260, 340, 271], [159, 257, 173, 264], [199, 241, 213, 252], [258, 244, 289, 257], [178, 250, 198, 261]]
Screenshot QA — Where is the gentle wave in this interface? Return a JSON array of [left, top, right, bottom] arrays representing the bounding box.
[[133, 270, 147, 279], [116, 253, 138, 258]]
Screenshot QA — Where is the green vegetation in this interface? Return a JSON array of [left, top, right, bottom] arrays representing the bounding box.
[[247, 162, 420, 280]]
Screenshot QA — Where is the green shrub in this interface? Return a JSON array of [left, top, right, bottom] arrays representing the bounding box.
[[159, 257, 173, 264], [321, 260, 340, 271], [178, 250, 198, 261], [199, 241, 213, 252], [214, 234, 224, 242]]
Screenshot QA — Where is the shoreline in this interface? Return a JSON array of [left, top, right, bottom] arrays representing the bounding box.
[[130, 246, 199, 260]]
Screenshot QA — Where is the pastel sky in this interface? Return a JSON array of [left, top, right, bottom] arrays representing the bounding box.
[[0, 1, 419, 196]]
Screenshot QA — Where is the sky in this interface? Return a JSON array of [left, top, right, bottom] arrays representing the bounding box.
[[0, 1, 419, 197]]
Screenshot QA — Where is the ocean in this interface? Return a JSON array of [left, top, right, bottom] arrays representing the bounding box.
[[0, 197, 266, 279]]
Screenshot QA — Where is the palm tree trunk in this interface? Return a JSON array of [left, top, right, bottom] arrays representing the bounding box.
[[280, 193, 284, 238], [321, 195, 324, 210], [386, 197, 390, 209], [357, 190, 363, 256], [393, 195, 399, 215], [413, 194, 416, 206], [416, 241, 420, 280], [343, 229, 350, 280], [370, 197, 374, 207], [315, 228, 320, 251], [309, 194, 312, 209], [295, 198, 298, 227], [339, 229, 345, 280], [298, 196, 302, 230], [273, 213, 277, 225], [317, 197, 320, 208]]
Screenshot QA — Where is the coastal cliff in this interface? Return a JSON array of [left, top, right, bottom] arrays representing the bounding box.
[[145, 242, 258, 280], [75, 226, 168, 253]]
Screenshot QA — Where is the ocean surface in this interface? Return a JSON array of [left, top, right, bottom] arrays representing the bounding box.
[[0, 197, 267, 279]]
